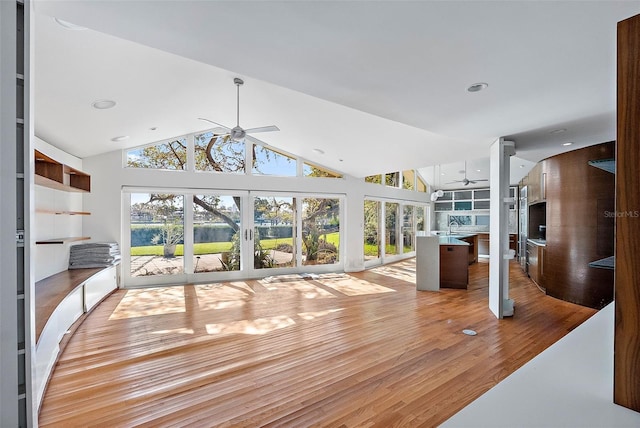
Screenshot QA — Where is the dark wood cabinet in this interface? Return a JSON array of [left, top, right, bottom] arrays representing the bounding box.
[[439, 245, 468, 289], [459, 235, 478, 264]]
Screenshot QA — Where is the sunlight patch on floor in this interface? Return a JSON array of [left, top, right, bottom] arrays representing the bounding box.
[[318, 277, 396, 296], [259, 279, 337, 299], [194, 282, 253, 310], [369, 263, 416, 284], [109, 287, 186, 320], [206, 315, 296, 336]]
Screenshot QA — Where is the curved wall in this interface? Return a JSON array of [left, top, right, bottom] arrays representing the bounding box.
[[543, 141, 615, 309]]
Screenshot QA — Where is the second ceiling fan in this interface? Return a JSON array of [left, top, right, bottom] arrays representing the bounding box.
[[447, 161, 488, 186], [199, 77, 279, 142]]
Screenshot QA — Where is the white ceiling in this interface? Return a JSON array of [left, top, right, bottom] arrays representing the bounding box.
[[32, 1, 639, 183]]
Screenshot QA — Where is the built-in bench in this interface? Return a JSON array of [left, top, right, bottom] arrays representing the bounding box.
[[35, 265, 118, 408]]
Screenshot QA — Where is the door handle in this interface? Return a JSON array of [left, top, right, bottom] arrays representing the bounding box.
[[249, 229, 253, 240]]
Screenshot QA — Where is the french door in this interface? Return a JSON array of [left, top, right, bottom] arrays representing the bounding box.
[[123, 189, 343, 287]]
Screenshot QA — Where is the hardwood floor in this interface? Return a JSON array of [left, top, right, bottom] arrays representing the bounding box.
[[39, 260, 596, 427]]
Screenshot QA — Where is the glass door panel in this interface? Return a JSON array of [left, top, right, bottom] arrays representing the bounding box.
[[364, 200, 381, 262], [253, 196, 296, 269], [403, 205, 415, 253], [302, 197, 340, 265], [193, 194, 242, 273], [385, 202, 399, 255], [129, 193, 184, 277]]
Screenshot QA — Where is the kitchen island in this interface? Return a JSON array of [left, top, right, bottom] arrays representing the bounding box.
[[416, 233, 479, 290]]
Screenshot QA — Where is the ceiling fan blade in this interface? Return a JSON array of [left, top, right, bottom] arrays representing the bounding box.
[[244, 125, 280, 134], [198, 117, 231, 130]]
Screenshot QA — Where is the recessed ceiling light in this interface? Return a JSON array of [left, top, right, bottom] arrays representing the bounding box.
[[312, 148, 325, 155], [550, 128, 567, 134], [54, 18, 87, 30], [467, 82, 488, 93], [111, 135, 129, 142], [562, 142, 574, 146], [476, 169, 481, 172], [441, 172, 446, 176], [150, 127, 157, 131], [92, 99, 116, 109], [520, 165, 525, 168]]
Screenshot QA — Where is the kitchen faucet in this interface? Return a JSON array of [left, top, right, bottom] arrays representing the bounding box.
[[448, 219, 459, 235]]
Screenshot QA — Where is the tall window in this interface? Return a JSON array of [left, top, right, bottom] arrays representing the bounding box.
[[129, 193, 184, 277], [193, 194, 242, 273], [385, 202, 399, 255], [403, 205, 415, 253], [254, 196, 296, 269], [364, 200, 380, 262], [302, 198, 340, 265]]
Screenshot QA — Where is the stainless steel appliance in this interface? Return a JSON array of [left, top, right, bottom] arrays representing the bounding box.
[[519, 186, 528, 270]]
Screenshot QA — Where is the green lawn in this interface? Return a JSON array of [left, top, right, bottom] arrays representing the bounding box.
[[130, 232, 340, 256]]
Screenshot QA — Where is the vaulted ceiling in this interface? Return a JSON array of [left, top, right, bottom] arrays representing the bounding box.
[[33, 1, 640, 183]]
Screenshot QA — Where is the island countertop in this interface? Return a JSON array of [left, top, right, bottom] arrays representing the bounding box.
[[438, 236, 471, 246]]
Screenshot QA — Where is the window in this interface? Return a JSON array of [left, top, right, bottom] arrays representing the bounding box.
[[126, 139, 187, 170], [385, 202, 399, 255], [364, 200, 381, 262], [417, 176, 427, 192], [365, 174, 382, 184], [252, 145, 296, 176], [303, 162, 342, 178], [194, 132, 245, 173], [385, 172, 400, 187], [302, 198, 340, 265], [402, 170, 415, 190], [254, 196, 296, 269], [402, 205, 415, 253], [129, 193, 184, 277], [193, 194, 242, 272]]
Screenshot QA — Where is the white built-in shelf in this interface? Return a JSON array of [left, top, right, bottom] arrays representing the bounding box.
[[34, 149, 91, 192], [588, 158, 615, 174], [36, 237, 91, 245]]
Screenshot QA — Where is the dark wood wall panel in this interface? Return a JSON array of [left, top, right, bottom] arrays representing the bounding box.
[[543, 142, 615, 309], [615, 14, 640, 413]]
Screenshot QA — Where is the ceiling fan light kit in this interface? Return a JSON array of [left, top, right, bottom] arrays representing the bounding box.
[[198, 77, 279, 144]]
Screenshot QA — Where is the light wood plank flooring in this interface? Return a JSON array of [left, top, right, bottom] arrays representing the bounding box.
[[39, 260, 596, 427]]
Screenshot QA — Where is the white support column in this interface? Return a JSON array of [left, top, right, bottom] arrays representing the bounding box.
[[489, 138, 516, 319]]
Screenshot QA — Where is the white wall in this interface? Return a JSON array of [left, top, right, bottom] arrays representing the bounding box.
[[81, 148, 430, 276]]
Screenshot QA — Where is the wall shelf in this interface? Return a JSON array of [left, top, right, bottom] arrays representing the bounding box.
[[36, 237, 91, 245], [588, 255, 615, 270], [588, 158, 615, 174], [36, 209, 90, 216]]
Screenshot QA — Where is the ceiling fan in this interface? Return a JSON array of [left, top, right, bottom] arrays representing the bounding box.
[[198, 77, 279, 142], [447, 161, 488, 186]]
